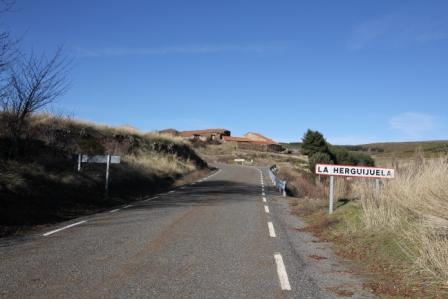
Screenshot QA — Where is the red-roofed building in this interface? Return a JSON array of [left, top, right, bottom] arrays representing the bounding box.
[[180, 128, 284, 152], [180, 129, 230, 141], [224, 132, 284, 152], [222, 136, 252, 143]]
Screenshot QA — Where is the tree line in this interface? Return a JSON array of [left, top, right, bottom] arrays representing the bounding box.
[[301, 129, 375, 173]]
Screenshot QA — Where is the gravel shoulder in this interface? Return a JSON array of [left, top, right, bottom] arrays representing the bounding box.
[[268, 188, 377, 298]]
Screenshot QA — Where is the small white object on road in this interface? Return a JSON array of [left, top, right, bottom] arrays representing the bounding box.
[[43, 220, 87, 237], [268, 222, 276, 237], [274, 253, 292, 291], [264, 205, 270, 213]]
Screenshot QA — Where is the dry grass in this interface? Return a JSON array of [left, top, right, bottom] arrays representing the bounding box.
[[123, 151, 197, 177], [196, 142, 307, 166], [278, 166, 326, 199], [31, 113, 186, 145], [353, 158, 448, 284], [287, 153, 448, 296], [0, 112, 207, 236]]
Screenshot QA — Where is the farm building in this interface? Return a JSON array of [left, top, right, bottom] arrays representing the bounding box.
[[224, 132, 284, 152], [180, 129, 231, 141]]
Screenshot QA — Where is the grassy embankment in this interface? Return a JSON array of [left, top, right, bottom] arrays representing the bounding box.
[[279, 151, 448, 297], [0, 113, 208, 236], [196, 141, 308, 167]]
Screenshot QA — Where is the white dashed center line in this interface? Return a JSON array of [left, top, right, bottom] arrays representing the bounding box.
[[109, 209, 120, 213], [267, 222, 276, 237], [274, 253, 291, 291], [42, 220, 87, 237], [262, 197, 267, 202], [123, 205, 132, 208], [264, 205, 270, 214]]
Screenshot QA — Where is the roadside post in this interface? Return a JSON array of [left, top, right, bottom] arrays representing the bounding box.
[[76, 154, 121, 195], [77, 154, 82, 172], [315, 164, 395, 214], [105, 155, 111, 194], [329, 176, 334, 214], [234, 158, 245, 165]]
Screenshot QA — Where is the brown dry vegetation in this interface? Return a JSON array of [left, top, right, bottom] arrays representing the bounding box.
[[196, 142, 307, 167], [287, 154, 448, 298], [0, 113, 207, 236]]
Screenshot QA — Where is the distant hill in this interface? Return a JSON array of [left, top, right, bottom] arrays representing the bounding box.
[[352, 140, 448, 157], [281, 140, 448, 164], [336, 140, 448, 165]]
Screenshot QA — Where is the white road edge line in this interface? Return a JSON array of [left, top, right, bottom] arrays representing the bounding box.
[[123, 205, 132, 208], [274, 253, 292, 291], [145, 196, 159, 202], [43, 220, 87, 237], [262, 197, 267, 202], [264, 205, 270, 213], [168, 190, 175, 193], [110, 209, 120, 213], [268, 221, 276, 237]]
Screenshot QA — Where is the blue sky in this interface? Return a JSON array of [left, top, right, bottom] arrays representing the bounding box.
[[3, 0, 448, 144]]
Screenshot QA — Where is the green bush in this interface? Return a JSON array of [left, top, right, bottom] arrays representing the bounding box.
[[308, 152, 333, 173], [302, 129, 375, 172], [301, 129, 329, 156]]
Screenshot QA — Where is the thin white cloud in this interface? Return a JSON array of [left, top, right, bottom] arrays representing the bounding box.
[[74, 43, 288, 57], [389, 112, 437, 138], [348, 11, 448, 50], [348, 15, 394, 50]]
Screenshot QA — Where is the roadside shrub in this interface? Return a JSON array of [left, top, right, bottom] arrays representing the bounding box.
[[329, 146, 375, 166], [278, 167, 326, 199], [301, 129, 375, 173], [308, 152, 332, 173], [301, 129, 329, 156]]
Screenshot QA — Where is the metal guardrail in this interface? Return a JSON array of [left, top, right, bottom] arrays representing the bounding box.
[[268, 165, 286, 197]]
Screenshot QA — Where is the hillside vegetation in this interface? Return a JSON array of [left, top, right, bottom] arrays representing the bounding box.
[[282, 139, 448, 166], [0, 113, 207, 236], [281, 138, 448, 296], [358, 140, 448, 166]]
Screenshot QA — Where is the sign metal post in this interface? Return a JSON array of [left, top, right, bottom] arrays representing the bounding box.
[[105, 155, 111, 195], [329, 176, 334, 214], [75, 154, 120, 196], [77, 154, 82, 172], [315, 164, 394, 214]]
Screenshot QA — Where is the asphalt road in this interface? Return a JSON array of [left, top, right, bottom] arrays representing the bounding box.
[[0, 164, 369, 298]]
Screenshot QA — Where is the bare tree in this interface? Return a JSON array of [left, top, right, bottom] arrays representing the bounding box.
[[3, 48, 70, 157], [0, 0, 17, 99]]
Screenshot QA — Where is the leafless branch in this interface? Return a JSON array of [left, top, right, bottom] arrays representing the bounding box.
[[2, 47, 70, 158]]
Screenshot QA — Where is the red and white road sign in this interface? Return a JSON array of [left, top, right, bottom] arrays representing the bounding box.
[[315, 164, 394, 179]]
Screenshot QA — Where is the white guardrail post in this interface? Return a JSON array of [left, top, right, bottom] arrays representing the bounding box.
[[268, 165, 287, 197]]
